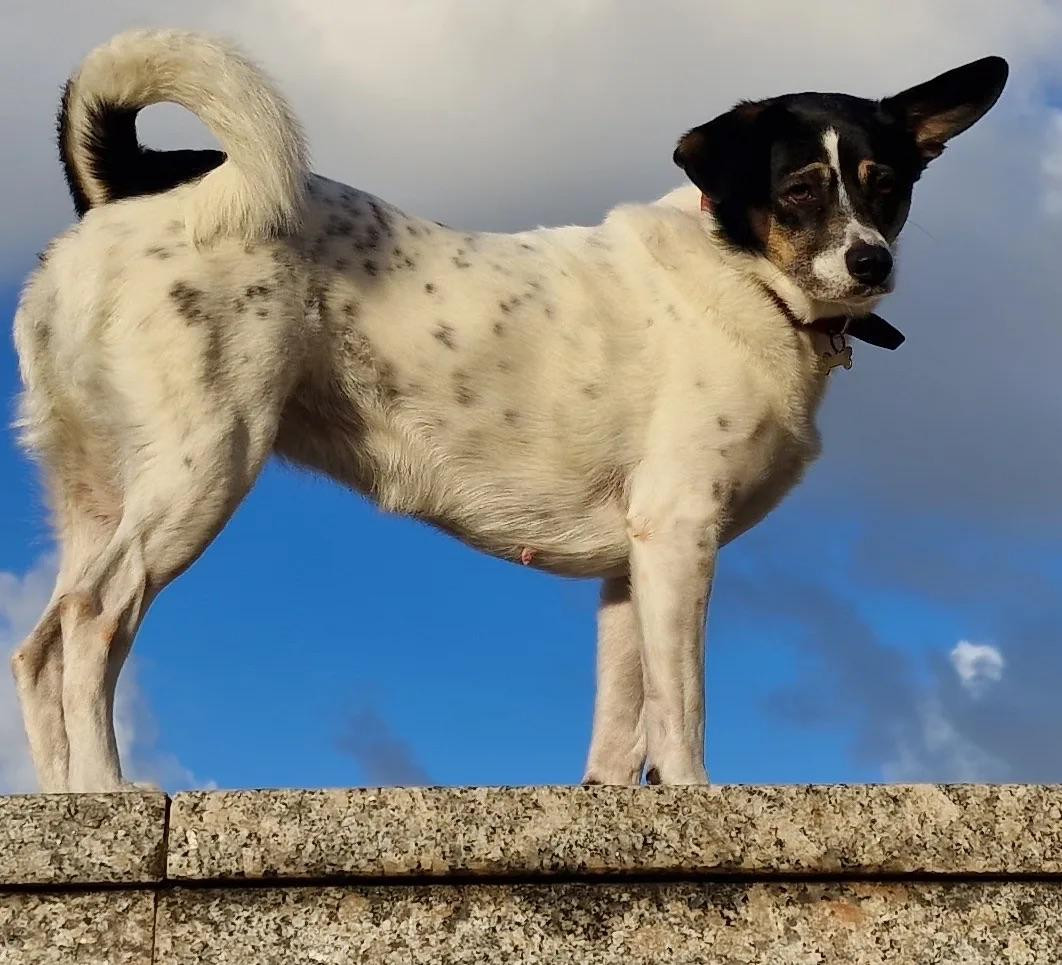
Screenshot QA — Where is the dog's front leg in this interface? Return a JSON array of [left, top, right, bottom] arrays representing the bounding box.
[[627, 471, 716, 785], [582, 575, 646, 785]]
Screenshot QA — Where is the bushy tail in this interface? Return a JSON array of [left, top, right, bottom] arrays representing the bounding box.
[[57, 29, 308, 242]]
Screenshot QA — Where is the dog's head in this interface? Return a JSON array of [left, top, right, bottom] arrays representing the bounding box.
[[674, 58, 1008, 308]]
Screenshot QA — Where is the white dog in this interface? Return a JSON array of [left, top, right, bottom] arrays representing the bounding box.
[[11, 30, 1007, 791]]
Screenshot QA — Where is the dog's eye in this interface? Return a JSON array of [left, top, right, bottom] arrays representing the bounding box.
[[782, 182, 816, 205], [869, 167, 896, 195], [862, 165, 896, 195]]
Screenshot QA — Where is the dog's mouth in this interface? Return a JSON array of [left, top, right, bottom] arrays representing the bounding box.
[[804, 279, 893, 314]]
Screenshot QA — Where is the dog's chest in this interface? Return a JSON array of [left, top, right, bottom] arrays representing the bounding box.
[[719, 414, 821, 543]]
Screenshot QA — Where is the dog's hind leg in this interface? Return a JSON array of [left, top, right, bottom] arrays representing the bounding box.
[[12, 603, 68, 792], [582, 575, 646, 785], [11, 467, 121, 792], [58, 405, 281, 792]]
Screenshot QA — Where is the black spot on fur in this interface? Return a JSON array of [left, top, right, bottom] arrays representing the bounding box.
[[145, 246, 172, 260], [433, 324, 456, 350], [342, 301, 359, 319], [256, 307, 269, 319], [695, 379, 706, 390], [369, 201, 390, 230], [712, 481, 724, 499], [170, 281, 208, 323], [453, 371, 477, 406], [424, 282, 436, 295], [183, 456, 194, 469], [363, 260, 378, 276], [519, 242, 535, 251], [326, 216, 355, 237], [717, 415, 731, 430], [582, 384, 601, 399], [245, 284, 272, 299], [452, 253, 471, 269], [57, 84, 225, 216], [499, 300, 512, 314], [493, 321, 505, 336], [503, 409, 519, 425]]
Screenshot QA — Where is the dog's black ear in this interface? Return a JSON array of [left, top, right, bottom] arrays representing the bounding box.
[[881, 56, 1009, 163], [673, 100, 767, 203]]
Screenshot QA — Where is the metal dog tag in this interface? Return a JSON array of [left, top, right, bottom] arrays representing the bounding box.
[[823, 332, 854, 373], [823, 344, 854, 373]]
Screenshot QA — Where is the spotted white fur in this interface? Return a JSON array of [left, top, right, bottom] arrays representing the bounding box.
[[14, 31, 890, 792]]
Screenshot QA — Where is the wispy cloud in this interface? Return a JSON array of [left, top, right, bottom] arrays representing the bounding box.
[[336, 706, 431, 787], [746, 528, 1062, 784], [0, 552, 213, 793]]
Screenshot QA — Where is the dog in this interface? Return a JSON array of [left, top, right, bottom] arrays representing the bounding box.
[[11, 29, 1007, 792]]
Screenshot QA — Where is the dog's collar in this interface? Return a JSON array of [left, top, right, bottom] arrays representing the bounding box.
[[754, 280, 906, 356]]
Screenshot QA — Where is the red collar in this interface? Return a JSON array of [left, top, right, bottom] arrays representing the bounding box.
[[753, 280, 905, 352]]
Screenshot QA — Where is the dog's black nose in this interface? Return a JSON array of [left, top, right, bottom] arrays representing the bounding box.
[[845, 243, 893, 286]]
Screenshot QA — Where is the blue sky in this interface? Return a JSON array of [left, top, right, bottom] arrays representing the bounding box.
[[3, 1, 1062, 792]]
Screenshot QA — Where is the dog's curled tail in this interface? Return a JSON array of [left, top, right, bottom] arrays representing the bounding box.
[[58, 29, 308, 243]]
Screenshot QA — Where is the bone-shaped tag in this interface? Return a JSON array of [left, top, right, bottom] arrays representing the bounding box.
[[823, 345, 854, 373]]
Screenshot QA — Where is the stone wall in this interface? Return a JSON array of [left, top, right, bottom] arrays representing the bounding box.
[[1, 785, 1059, 963]]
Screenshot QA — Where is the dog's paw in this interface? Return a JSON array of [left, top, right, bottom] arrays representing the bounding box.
[[642, 764, 710, 786]]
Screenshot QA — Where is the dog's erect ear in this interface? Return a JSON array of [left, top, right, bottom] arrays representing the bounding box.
[[881, 56, 1009, 163], [673, 101, 767, 203]]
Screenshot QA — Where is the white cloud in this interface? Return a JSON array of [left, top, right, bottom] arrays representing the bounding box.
[[950, 640, 1005, 697], [0, 553, 212, 793]]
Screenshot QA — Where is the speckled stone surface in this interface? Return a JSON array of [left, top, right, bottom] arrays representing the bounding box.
[[0, 891, 155, 964], [153, 881, 1062, 964], [0, 793, 167, 886], [167, 784, 1062, 881]]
